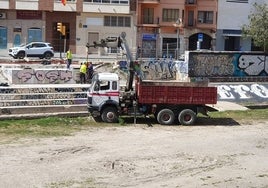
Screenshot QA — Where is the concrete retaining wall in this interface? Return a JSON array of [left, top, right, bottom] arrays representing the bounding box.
[[0, 84, 90, 119]]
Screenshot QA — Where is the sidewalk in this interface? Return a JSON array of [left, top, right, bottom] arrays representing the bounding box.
[[207, 101, 248, 112], [0, 49, 119, 63]]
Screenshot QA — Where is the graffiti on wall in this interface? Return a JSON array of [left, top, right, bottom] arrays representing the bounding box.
[[119, 58, 186, 80], [15, 69, 74, 84], [189, 53, 234, 76], [0, 87, 88, 107], [238, 54, 268, 76], [188, 51, 268, 78], [217, 83, 268, 103]]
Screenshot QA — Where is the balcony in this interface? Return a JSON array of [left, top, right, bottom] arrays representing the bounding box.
[[138, 17, 159, 27], [83, 2, 129, 13], [185, 0, 197, 7], [0, 0, 9, 9], [16, 0, 39, 10], [138, 0, 160, 4], [54, 1, 77, 12]]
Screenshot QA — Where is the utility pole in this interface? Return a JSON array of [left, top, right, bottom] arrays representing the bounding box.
[[173, 18, 183, 59]]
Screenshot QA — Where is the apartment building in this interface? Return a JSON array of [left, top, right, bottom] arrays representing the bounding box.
[[136, 0, 218, 59], [216, 0, 267, 51], [0, 0, 135, 57]]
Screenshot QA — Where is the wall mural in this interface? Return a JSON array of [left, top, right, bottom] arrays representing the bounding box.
[[10, 69, 76, 84], [187, 51, 268, 77], [121, 51, 268, 80], [120, 58, 187, 80], [216, 83, 268, 103], [0, 87, 87, 107]]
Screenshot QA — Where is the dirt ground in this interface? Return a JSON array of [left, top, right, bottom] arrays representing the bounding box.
[[0, 119, 268, 188]]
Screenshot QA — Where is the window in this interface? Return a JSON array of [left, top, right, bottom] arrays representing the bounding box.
[[104, 16, 131, 27], [112, 81, 117, 90], [118, 17, 124, 27], [100, 81, 110, 90], [162, 9, 179, 22], [143, 8, 154, 24], [198, 11, 213, 24]]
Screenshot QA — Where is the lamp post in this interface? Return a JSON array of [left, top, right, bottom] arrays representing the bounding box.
[[173, 18, 182, 60]]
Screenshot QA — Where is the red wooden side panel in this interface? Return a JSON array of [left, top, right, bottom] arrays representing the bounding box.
[[137, 83, 217, 105]]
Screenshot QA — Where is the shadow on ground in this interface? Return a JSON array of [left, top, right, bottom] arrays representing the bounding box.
[[121, 116, 240, 127]]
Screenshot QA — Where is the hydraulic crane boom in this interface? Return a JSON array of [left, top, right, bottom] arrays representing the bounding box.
[[86, 32, 136, 92]]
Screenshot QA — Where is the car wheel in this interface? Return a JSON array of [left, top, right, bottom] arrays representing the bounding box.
[[43, 52, 53, 59], [17, 51, 25, 59]]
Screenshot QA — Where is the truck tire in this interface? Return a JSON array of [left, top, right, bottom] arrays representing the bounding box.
[[92, 116, 102, 122], [101, 107, 118, 123], [178, 109, 197, 125], [157, 109, 175, 125]]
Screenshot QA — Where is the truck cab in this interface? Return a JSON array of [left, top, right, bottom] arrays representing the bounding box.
[[87, 72, 120, 122]]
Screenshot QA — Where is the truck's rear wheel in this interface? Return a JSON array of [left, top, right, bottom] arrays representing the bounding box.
[[157, 109, 175, 125], [178, 109, 197, 125], [101, 107, 118, 123]]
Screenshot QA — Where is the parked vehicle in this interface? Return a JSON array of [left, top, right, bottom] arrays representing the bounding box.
[[8, 42, 54, 59], [87, 32, 217, 125]]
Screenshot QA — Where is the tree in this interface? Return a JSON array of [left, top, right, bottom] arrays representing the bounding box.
[[242, 3, 268, 52]]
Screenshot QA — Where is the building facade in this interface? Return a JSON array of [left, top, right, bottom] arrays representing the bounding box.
[[216, 0, 268, 51], [0, 0, 135, 58], [136, 0, 217, 59], [0, 0, 266, 59]]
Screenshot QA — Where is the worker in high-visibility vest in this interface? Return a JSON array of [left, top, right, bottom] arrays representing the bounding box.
[[66, 49, 72, 69], [79, 62, 87, 84]]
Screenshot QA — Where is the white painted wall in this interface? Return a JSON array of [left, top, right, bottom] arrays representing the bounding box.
[[218, 0, 268, 30]]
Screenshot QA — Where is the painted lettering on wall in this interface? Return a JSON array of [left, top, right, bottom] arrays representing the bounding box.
[[217, 83, 268, 102], [189, 53, 234, 76], [188, 52, 268, 78], [0, 86, 88, 108], [16, 69, 73, 83], [238, 55, 268, 75], [135, 58, 186, 80]]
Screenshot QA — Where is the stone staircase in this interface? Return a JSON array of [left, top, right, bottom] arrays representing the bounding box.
[[0, 84, 90, 120]]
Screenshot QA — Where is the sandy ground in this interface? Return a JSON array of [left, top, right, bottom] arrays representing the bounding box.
[[0, 120, 268, 188]]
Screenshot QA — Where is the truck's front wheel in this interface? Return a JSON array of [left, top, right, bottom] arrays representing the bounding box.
[[178, 109, 197, 125], [157, 109, 175, 125], [101, 107, 118, 123]]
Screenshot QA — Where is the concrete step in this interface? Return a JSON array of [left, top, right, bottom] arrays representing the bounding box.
[[0, 84, 90, 119]]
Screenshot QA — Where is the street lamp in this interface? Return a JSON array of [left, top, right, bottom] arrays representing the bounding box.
[[173, 18, 182, 60]]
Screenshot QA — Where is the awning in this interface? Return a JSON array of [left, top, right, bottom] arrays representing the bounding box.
[[222, 29, 242, 37]]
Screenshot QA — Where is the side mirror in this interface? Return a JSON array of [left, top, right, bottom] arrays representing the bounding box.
[[94, 83, 100, 91]]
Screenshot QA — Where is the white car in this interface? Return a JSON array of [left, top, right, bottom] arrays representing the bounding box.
[[9, 42, 54, 59]]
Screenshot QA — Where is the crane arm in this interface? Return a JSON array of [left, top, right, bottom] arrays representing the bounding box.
[[86, 32, 138, 92]]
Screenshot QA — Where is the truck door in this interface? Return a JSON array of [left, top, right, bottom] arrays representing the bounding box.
[[91, 80, 119, 107]]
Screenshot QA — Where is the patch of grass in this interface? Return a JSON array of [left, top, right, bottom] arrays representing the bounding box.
[[208, 108, 268, 121], [0, 109, 267, 143], [0, 116, 117, 143], [47, 177, 97, 188]]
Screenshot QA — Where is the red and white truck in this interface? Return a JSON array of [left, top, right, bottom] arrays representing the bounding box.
[[87, 33, 217, 125]]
